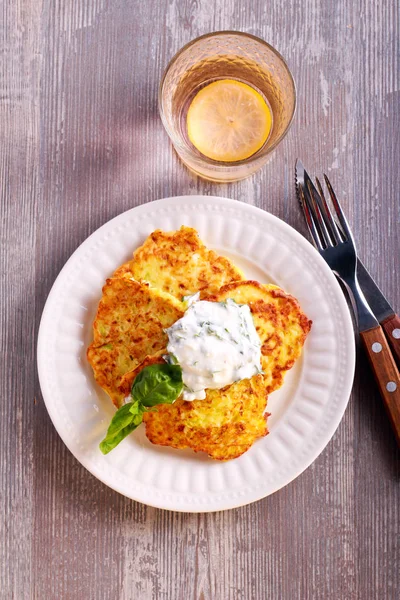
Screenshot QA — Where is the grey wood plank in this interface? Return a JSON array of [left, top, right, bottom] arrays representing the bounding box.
[[0, 0, 41, 598], [0, 0, 398, 599]]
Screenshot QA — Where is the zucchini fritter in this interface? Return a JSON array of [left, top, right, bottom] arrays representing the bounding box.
[[120, 355, 268, 461], [87, 277, 184, 407], [113, 226, 244, 299], [207, 281, 312, 394]]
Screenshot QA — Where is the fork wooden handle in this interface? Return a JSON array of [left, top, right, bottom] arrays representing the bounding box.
[[381, 314, 400, 366], [360, 326, 400, 447]]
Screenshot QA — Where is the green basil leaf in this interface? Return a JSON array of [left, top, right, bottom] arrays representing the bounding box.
[[129, 401, 143, 416], [105, 402, 135, 435], [99, 401, 144, 454], [100, 364, 183, 455], [99, 420, 140, 455], [131, 363, 183, 407]]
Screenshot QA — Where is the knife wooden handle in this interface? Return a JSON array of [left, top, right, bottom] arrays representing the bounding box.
[[360, 325, 400, 447], [381, 313, 400, 367]]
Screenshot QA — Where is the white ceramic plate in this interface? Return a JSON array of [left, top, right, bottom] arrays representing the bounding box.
[[37, 195, 355, 512]]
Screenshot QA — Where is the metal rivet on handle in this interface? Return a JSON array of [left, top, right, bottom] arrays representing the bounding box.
[[392, 328, 400, 339], [386, 381, 397, 393], [372, 342, 382, 353]]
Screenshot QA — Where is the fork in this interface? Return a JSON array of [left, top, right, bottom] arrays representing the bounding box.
[[295, 160, 400, 446]]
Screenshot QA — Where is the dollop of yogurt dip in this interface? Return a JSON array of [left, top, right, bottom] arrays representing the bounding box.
[[166, 298, 262, 401]]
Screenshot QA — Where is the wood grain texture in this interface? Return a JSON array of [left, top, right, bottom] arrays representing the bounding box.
[[382, 313, 400, 366], [1, 0, 399, 599], [360, 326, 400, 447]]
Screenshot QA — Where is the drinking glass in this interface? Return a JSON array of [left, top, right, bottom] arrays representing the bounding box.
[[159, 31, 296, 182]]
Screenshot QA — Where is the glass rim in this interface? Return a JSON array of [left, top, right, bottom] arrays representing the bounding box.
[[158, 30, 297, 168]]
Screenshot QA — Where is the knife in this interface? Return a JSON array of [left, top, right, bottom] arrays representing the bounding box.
[[357, 261, 400, 364], [296, 162, 400, 366]]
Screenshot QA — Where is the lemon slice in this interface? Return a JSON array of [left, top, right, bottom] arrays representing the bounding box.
[[187, 79, 272, 162]]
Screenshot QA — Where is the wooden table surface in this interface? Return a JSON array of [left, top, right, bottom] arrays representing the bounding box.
[[1, 1, 399, 598]]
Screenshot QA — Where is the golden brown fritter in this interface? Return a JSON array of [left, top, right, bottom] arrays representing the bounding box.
[[121, 355, 268, 461], [87, 277, 184, 407], [207, 280, 312, 394], [112, 260, 133, 279], [113, 226, 244, 299]]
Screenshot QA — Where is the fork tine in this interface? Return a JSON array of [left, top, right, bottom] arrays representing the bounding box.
[[324, 174, 353, 242], [298, 185, 323, 251], [307, 181, 333, 247], [315, 177, 343, 244]]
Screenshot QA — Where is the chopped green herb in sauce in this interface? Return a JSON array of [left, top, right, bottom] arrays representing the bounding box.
[[166, 298, 262, 401]]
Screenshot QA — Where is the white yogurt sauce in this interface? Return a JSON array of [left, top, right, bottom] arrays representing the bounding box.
[[166, 298, 262, 401]]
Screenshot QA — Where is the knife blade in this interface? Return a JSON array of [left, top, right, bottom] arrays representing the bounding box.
[[356, 261, 394, 324]]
